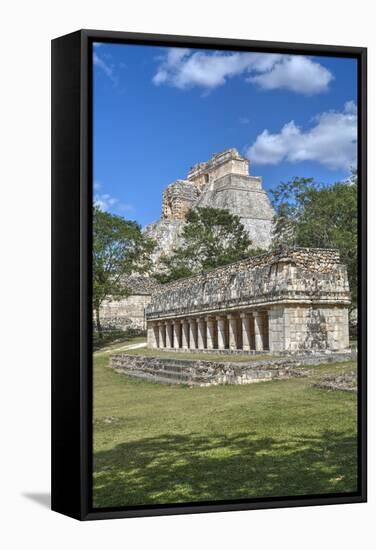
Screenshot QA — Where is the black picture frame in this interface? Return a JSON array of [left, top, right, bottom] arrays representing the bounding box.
[[51, 29, 367, 521]]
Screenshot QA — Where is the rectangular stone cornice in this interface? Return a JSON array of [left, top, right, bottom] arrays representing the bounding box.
[[146, 247, 350, 321]]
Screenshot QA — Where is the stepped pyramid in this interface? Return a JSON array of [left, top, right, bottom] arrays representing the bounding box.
[[144, 148, 275, 265]]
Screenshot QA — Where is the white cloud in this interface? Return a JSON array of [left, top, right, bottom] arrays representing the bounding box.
[[248, 55, 333, 94], [93, 51, 117, 84], [94, 182, 133, 214], [153, 50, 333, 94], [247, 101, 357, 170]]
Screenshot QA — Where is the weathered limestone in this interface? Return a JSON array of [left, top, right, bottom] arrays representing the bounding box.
[[206, 317, 216, 350], [240, 313, 251, 351], [188, 319, 197, 350], [197, 318, 206, 350], [181, 320, 189, 349], [111, 352, 354, 386], [146, 247, 351, 354], [143, 148, 275, 266], [228, 315, 238, 351], [158, 322, 165, 349], [147, 323, 159, 349], [162, 180, 199, 220], [98, 275, 160, 331], [217, 316, 226, 350], [253, 311, 264, 352], [173, 321, 181, 349], [165, 321, 173, 348]]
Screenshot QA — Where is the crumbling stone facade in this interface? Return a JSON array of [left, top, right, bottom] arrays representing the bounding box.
[[111, 352, 352, 386], [162, 180, 199, 220], [144, 148, 275, 265], [99, 276, 160, 332], [145, 247, 351, 353]]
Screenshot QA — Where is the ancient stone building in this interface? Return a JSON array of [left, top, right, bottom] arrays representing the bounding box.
[[144, 148, 275, 265], [145, 248, 350, 353], [99, 276, 160, 332]]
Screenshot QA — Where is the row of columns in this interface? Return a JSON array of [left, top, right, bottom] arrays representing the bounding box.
[[148, 311, 269, 351]]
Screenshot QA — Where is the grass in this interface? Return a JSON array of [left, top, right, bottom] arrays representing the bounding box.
[[93, 338, 358, 508], [93, 331, 146, 351]]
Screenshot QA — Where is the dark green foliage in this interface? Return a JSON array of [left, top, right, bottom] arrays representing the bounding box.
[[271, 176, 358, 308], [156, 207, 260, 283], [93, 206, 155, 335]]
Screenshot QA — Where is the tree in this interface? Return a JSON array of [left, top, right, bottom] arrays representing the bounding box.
[[155, 207, 261, 283], [271, 176, 358, 308], [93, 206, 155, 337]]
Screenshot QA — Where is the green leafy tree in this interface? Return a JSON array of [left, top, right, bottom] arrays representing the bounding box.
[[156, 207, 261, 283], [271, 175, 358, 308], [93, 206, 155, 337]]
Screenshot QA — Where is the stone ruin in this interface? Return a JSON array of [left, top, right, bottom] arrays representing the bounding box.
[[99, 150, 351, 350], [146, 247, 351, 354], [100, 148, 275, 331], [144, 148, 275, 265], [99, 275, 159, 332]]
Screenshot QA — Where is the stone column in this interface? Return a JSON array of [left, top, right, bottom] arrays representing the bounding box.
[[147, 322, 158, 349], [188, 318, 197, 350], [165, 321, 173, 349], [216, 316, 226, 350], [197, 318, 206, 349], [254, 311, 264, 351], [268, 306, 283, 352], [240, 313, 251, 351], [227, 314, 238, 350], [173, 320, 181, 349], [205, 317, 215, 350], [181, 319, 189, 349], [158, 322, 165, 349]]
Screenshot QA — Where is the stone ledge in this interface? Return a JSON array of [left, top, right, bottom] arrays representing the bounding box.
[[110, 352, 354, 386]]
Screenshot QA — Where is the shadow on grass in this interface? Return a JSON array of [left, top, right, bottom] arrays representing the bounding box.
[[93, 430, 357, 508]]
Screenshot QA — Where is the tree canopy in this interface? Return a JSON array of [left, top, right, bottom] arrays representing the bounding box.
[[155, 207, 261, 283], [271, 175, 358, 308], [93, 206, 155, 334]]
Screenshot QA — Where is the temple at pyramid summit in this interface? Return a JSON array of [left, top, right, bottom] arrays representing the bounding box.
[[144, 148, 275, 265], [99, 149, 351, 355]]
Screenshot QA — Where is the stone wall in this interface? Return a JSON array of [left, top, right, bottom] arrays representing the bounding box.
[[145, 247, 351, 353], [110, 352, 353, 386], [187, 148, 249, 191], [146, 248, 350, 320], [162, 179, 199, 220], [98, 276, 160, 332], [99, 294, 150, 331], [142, 148, 276, 265], [268, 304, 350, 352], [196, 173, 275, 248]]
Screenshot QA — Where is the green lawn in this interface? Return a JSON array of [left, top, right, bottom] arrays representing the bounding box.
[[93, 339, 358, 508]]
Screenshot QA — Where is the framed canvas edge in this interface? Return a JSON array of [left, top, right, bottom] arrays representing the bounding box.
[[51, 28, 367, 521]]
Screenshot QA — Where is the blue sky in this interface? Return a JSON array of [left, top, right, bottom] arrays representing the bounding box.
[[93, 43, 357, 226]]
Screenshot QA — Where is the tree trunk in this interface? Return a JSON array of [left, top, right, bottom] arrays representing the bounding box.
[[95, 306, 103, 339]]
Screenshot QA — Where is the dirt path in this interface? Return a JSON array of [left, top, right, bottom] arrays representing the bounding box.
[[95, 341, 147, 356]]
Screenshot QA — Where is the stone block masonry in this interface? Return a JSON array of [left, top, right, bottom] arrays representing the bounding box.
[[110, 352, 353, 386], [146, 247, 351, 354], [98, 275, 160, 331], [143, 148, 275, 265]]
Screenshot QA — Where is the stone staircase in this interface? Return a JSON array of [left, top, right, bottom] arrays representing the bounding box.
[[111, 355, 202, 385], [110, 351, 354, 386]]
